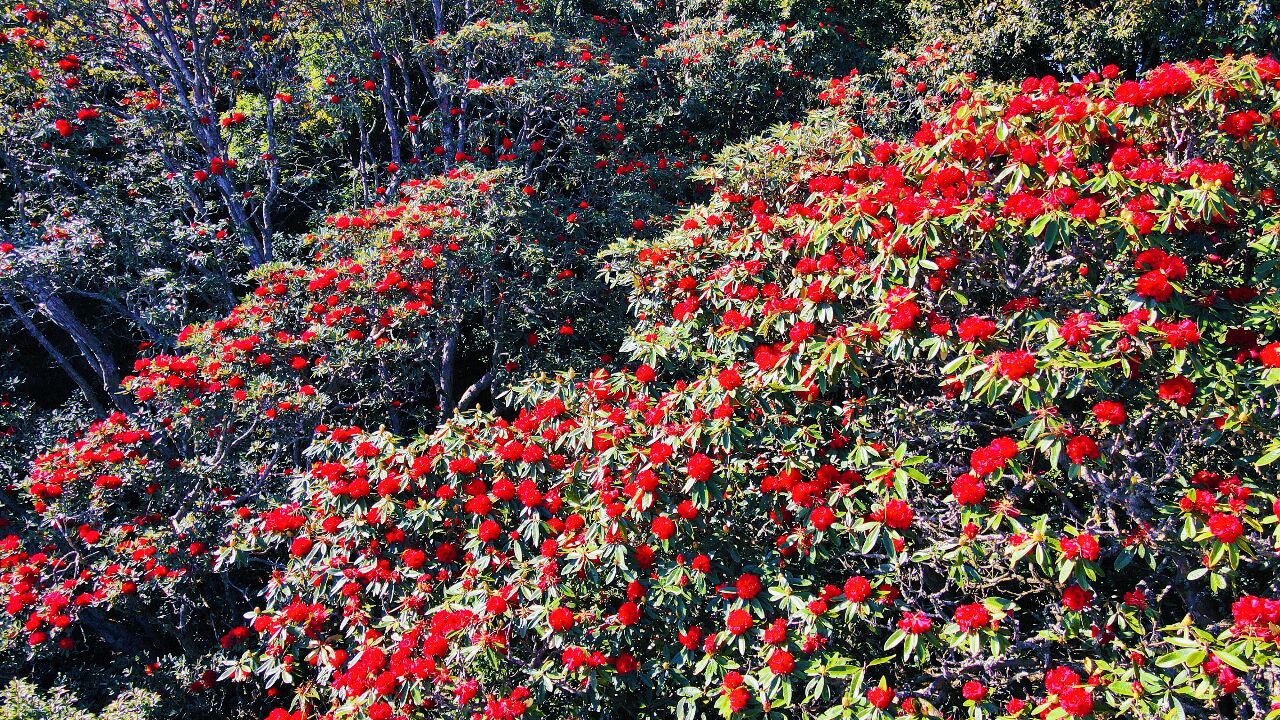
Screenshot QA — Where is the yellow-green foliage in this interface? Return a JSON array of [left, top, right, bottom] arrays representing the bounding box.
[[906, 0, 1277, 77], [0, 680, 157, 720]]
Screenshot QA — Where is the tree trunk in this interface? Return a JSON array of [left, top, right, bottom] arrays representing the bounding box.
[[3, 290, 109, 417], [437, 329, 458, 425], [23, 285, 135, 414], [78, 607, 146, 655]]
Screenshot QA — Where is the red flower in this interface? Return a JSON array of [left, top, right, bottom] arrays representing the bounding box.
[[1045, 666, 1081, 694], [810, 505, 835, 530], [884, 287, 921, 330], [648, 441, 673, 464], [1232, 595, 1280, 639], [289, 536, 313, 557], [1069, 198, 1102, 221], [1208, 513, 1243, 544], [436, 542, 459, 563], [789, 321, 815, 343], [866, 684, 895, 710], [1157, 375, 1195, 406], [651, 516, 675, 540], [399, 545, 424, 568], [1059, 687, 1094, 717], [970, 438, 1017, 475], [735, 573, 762, 600], [616, 601, 641, 626], [953, 602, 991, 632], [997, 350, 1037, 380], [962, 681, 987, 701], [951, 473, 986, 506], [843, 576, 872, 602], [716, 366, 743, 391], [1061, 533, 1100, 561], [1061, 312, 1096, 346], [881, 499, 914, 529], [1092, 400, 1127, 426], [1220, 110, 1263, 140], [957, 316, 997, 343], [448, 456, 478, 474], [1134, 248, 1185, 278], [1004, 191, 1046, 220], [767, 649, 795, 675], [548, 607, 575, 633], [898, 610, 932, 634], [635, 364, 656, 383], [1061, 585, 1093, 611], [1132, 249, 1186, 302], [1066, 435, 1100, 464], [1260, 342, 1280, 368], [1136, 271, 1174, 302], [687, 453, 714, 482], [726, 608, 753, 635], [1156, 319, 1200, 349], [678, 626, 703, 650], [477, 519, 501, 542]]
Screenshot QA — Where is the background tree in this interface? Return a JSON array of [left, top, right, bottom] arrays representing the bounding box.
[[903, 0, 1280, 78]]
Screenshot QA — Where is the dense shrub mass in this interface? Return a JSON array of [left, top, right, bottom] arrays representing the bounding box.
[[1, 1, 1280, 720], [215, 53, 1280, 719], [901, 0, 1278, 79]]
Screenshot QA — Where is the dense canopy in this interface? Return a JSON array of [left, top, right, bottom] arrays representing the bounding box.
[[1, 2, 1279, 720]]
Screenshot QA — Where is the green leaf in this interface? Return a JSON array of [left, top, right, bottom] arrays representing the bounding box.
[[1155, 647, 1205, 669], [1255, 442, 1280, 467], [1210, 649, 1249, 672]]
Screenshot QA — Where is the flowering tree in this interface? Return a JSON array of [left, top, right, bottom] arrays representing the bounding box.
[[0, 0, 850, 420], [4, 3, 1280, 720], [0, 161, 617, 653], [203, 53, 1280, 720]]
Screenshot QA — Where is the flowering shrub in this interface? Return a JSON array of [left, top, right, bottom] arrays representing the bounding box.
[[5, 1, 1280, 715], [7, 0, 1280, 713], [0, 165, 621, 665], [194, 53, 1280, 719], [4, 4, 898, 711], [128, 166, 618, 435], [0, 0, 837, 431]]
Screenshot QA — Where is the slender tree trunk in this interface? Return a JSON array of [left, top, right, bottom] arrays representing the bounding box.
[[22, 285, 135, 414], [431, 0, 457, 166], [357, 111, 372, 204], [364, 18, 404, 171], [79, 607, 146, 655], [437, 329, 458, 425], [261, 86, 281, 258], [2, 291, 109, 417]]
